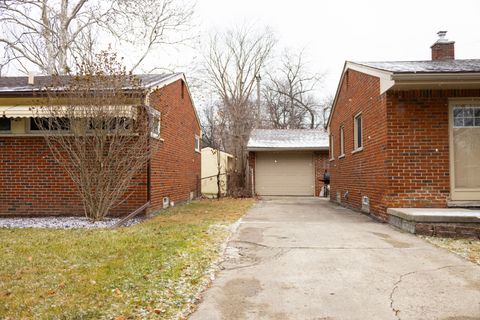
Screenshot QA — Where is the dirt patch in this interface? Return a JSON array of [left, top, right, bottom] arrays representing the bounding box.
[[239, 227, 265, 243], [371, 231, 412, 248], [218, 278, 262, 319]]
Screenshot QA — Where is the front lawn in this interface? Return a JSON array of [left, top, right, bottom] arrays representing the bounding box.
[[0, 198, 254, 319]]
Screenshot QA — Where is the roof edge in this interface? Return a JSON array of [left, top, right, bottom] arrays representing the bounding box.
[[247, 147, 329, 151]]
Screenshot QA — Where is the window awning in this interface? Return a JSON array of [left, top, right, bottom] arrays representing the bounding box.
[[0, 105, 138, 119]]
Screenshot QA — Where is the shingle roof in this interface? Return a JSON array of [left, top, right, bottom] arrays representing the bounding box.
[[354, 59, 480, 74], [247, 129, 329, 150], [0, 73, 181, 93]]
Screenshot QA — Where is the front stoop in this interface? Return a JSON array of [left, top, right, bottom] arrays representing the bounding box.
[[387, 208, 480, 238]]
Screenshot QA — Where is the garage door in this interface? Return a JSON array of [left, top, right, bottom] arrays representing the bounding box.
[[255, 152, 314, 196]]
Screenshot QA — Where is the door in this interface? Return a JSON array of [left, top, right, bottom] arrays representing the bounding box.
[[255, 152, 315, 196], [449, 102, 480, 200]]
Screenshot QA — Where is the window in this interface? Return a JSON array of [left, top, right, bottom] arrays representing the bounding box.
[[194, 134, 200, 152], [150, 112, 161, 139], [89, 117, 132, 131], [453, 105, 480, 127], [29, 117, 70, 131], [354, 113, 362, 151], [329, 134, 334, 160], [0, 118, 11, 132], [339, 126, 345, 157]]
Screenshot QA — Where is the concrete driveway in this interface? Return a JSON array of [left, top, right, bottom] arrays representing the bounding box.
[[190, 197, 480, 320]]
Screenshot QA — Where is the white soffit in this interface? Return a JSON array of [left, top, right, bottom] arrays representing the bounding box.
[[346, 62, 395, 94]]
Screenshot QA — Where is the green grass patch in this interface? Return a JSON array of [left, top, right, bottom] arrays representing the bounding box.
[[0, 198, 254, 320]]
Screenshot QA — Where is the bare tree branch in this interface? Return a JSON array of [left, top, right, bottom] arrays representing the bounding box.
[[0, 0, 196, 74], [203, 24, 276, 195]]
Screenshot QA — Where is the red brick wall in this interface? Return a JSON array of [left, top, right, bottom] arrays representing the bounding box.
[[330, 69, 480, 220], [314, 151, 330, 196], [248, 150, 329, 197], [328, 70, 389, 220], [385, 89, 480, 210], [431, 43, 454, 60], [248, 151, 256, 195], [148, 79, 201, 211], [0, 137, 146, 216]]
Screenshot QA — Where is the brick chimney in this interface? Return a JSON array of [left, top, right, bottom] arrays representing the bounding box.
[[431, 31, 455, 60]]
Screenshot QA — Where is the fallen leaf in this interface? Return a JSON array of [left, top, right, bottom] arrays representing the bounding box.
[[27, 256, 33, 262], [114, 288, 122, 297], [46, 290, 56, 297], [154, 309, 164, 314], [58, 282, 66, 289], [114, 316, 127, 320]]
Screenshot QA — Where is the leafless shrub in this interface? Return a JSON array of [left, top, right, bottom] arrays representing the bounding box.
[[34, 51, 155, 221]]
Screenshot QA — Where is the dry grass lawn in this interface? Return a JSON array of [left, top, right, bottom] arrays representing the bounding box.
[[0, 198, 254, 320], [422, 236, 480, 265]]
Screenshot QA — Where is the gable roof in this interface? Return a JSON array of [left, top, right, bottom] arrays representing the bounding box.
[[0, 73, 182, 93], [327, 59, 480, 128], [247, 129, 329, 151]]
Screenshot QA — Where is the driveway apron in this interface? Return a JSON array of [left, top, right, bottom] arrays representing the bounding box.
[[190, 197, 480, 320]]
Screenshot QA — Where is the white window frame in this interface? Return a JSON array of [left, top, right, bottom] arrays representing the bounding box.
[[339, 125, 345, 158], [150, 110, 161, 139], [194, 134, 201, 153], [353, 112, 363, 153], [329, 134, 334, 161], [27, 117, 71, 134]]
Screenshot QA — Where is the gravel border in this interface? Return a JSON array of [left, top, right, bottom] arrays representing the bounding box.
[[0, 216, 143, 229]]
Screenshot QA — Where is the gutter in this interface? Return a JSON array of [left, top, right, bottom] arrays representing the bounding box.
[[247, 147, 329, 152], [391, 72, 480, 81]]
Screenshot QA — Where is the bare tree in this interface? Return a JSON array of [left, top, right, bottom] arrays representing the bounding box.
[[318, 94, 334, 129], [204, 25, 276, 195], [0, 0, 195, 74], [34, 51, 155, 221], [263, 50, 324, 129]]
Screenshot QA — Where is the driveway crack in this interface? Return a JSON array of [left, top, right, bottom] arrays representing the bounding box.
[[389, 265, 461, 320]]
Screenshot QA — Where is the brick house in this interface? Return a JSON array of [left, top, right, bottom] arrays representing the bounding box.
[[327, 32, 480, 221], [247, 129, 329, 197], [0, 73, 201, 216]]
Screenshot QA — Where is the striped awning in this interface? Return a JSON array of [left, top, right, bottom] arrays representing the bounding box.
[[0, 105, 138, 118]]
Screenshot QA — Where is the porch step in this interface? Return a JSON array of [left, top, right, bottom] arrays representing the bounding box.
[[387, 208, 480, 238]]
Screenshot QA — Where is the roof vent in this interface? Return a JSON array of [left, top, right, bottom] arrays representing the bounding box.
[[27, 73, 34, 85], [436, 31, 448, 42]]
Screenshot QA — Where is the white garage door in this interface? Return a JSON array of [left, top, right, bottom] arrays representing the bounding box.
[[255, 152, 315, 196]]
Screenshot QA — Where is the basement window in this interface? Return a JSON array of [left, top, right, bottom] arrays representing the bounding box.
[[353, 113, 363, 152], [0, 118, 11, 132]]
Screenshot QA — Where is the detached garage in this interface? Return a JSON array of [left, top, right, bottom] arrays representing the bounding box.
[[247, 129, 330, 197]]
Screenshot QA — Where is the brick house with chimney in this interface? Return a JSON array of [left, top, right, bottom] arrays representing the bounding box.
[[327, 32, 480, 236], [0, 73, 201, 216]]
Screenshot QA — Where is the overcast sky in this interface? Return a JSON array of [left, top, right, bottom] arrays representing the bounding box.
[[187, 0, 480, 98]]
